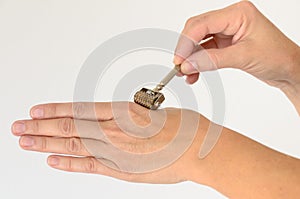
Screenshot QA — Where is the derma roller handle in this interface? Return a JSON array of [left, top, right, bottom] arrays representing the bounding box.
[[153, 65, 181, 92]]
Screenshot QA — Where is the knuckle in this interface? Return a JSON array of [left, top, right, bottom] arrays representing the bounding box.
[[59, 118, 74, 136], [31, 120, 40, 134], [66, 158, 73, 171], [237, 1, 257, 14], [46, 104, 57, 117], [238, 1, 255, 8], [185, 16, 197, 28], [184, 15, 207, 36], [84, 158, 97, 173], [41, 137, 48, 151], [66, 138, 82, 153], [126, 139, 141, 153], [72, 102, 86, 118]]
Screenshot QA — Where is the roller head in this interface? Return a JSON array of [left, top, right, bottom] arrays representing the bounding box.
[[134, 88, 165, 110]]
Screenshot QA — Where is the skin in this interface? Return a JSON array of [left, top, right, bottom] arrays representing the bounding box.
[[12, 102, 205, 183], [11, 1, 300, 198], [11, 102, 300, 198], [175, 1, 300, 114]]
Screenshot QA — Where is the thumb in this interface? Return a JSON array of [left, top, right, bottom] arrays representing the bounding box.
[[181, 45, 243, 74]]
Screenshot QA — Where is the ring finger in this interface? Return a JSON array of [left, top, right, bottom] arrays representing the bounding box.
[[19, 135, 91, 156]]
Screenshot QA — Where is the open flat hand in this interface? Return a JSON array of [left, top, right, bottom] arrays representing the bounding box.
[[12, 102, 208, 184]]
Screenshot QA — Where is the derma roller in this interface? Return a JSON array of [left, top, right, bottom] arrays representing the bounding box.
[[134, 64, 181, 110]]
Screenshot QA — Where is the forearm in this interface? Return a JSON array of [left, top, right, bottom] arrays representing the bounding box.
[[188, 124, 300, 198]]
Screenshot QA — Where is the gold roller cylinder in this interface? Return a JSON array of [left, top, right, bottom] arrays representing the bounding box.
[[134, 65, 180, 110]]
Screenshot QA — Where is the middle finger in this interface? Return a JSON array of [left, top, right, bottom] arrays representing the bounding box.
[[12, 118, 111, 140]]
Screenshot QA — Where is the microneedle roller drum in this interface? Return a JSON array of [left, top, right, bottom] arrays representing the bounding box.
[[134, 65, 180, 110]]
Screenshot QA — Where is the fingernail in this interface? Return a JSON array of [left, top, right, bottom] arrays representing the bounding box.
[[48, 157, 59, 166], [13, 122, 26, 135], [20, 136, 34, 147], [32, 108, 44, 118], [181, 61, 197, 74]]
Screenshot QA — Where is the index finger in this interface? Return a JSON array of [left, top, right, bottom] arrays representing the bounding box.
[[174, 1, 252, 64], [30, 102, 114, 120]]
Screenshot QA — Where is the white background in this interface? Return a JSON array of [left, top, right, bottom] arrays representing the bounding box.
[[0, 0, 299, 198]]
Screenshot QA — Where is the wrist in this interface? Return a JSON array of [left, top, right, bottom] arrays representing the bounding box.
[[281, 46, 300, 114], [183, 117, 220, 185], [288, 45, 300, 85]]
